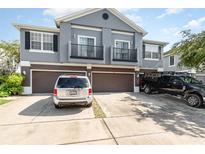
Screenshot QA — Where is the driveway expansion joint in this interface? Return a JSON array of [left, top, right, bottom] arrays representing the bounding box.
[[115, 131, 168, 139], [102, 118, 119, 145], [0, 117, 97, 127], [60, 138, 114, 145]]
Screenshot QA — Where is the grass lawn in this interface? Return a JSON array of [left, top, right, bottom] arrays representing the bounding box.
[[92, 98, 106, 118], [0, 99, 10, 105]]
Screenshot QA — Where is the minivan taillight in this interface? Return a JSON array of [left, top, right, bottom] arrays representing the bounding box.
[[88, 88, 92, 96], [53, 88, 57, 96]]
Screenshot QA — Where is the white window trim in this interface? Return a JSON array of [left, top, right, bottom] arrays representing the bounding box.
[[112, 30, 134, 36], [114, 39, 131, 49], [114, 40, 131, 60], [169, 55, 175, 67], [77, 35, 97, 57], [29, 31, 55, 53], [144, 58, 159, 61], [71, 25, 102, 31], [144, 44, 159, 61]]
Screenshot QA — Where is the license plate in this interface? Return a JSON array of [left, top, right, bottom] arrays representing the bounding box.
[[69, 90, 77, 95]]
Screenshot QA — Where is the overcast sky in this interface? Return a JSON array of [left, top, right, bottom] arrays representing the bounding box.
[[1, 8, 205, 51]]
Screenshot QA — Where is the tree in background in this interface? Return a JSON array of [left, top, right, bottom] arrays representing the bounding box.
[[171, 30, 205, 72], [0, 40, 20, 75]]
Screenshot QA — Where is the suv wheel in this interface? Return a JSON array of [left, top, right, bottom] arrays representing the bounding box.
[[54, 104, 61, 109], [86, 102, 92, 107], [144, 85, 151, 94], [186, 94, 202, 108]]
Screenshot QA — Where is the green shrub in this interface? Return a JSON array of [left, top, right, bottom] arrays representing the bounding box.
[[0, 73, 25, 97], [0, 75, 8, 84], [0, 91, 9, 97]]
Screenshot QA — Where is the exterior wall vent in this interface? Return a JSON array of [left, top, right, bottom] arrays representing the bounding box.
[[102, 13, 109, 20]]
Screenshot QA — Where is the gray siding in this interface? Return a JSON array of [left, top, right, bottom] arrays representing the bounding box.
[[20, 8, 163, 69], [111, 33, 134, 47], [71, 28, 102, 45], [142, 59, 163, 68], [70, 9, 136, 32], [135, 33, 143, 66], [163, 54, 191, 72], [111, 33, 138, 66], [141, 43, 163, 69], [102, 28, 112, 64], [68, 27, 105, 64], [20, 29, 60, 63], [59, 22, 71, 63]]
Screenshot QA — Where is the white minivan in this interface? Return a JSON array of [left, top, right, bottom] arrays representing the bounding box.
[[53, 75, 93, 108]]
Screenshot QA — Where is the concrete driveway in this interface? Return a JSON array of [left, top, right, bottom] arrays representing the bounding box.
[[0, 95, 115, 144], [1, 93, 205, 144], [95, 93, 205, 144]]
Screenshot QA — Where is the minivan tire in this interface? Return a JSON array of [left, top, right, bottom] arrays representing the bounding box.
[[144, 84, 152, 94], [54, 104, 61, 109], [186, 94, 202, 108], [86, 102, 92, 107]]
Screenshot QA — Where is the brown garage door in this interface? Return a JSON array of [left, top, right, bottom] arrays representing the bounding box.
[[92, 73, 134, 92], [32, 71, 86, 93]]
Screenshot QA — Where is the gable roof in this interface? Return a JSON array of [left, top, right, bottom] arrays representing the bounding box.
[[143, 39, 169, 46], [13, 23, 60, 33], [163, 50, 175, 57], [55, 8, 148, 36]]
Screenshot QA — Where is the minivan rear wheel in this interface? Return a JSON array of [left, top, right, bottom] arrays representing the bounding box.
[[54, 104, 61, 109], [186, 94, 202, 108], [86, 102, 92, 107]]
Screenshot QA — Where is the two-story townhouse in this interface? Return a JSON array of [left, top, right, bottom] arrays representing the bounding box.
[[163, 51, 195, 73], [14, 8, 168, 94], [163, 51, 205, 83]]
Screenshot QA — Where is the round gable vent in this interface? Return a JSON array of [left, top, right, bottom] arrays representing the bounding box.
[[102, 13, 109, 20]]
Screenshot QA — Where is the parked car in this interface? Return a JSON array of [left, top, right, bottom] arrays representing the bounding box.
[[53, 75, 93, 108], [141, 75, 205, 108]]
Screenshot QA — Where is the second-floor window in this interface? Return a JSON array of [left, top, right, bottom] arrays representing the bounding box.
[[169, 55, 175, 66], [114, 40, 130, 60], [30, 32, 53, 51], [43, 34, 53, 51], [144, 44, 159, 60], [78, 35, 96, 57], [30, 32, 41, 50]]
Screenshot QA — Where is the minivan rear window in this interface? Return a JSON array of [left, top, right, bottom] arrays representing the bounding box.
[[57, 77, 89, 88]]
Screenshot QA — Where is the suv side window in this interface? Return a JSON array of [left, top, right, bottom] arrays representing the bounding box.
[[161, 76, 171, 83], [170, 77, 183, 85]]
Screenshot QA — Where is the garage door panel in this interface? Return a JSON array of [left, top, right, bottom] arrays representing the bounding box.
[[32, 71, 85, 93], [92, 73, 134, 92]]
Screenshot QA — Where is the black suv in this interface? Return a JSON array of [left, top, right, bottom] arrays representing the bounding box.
[[141, 75, 205, 108]]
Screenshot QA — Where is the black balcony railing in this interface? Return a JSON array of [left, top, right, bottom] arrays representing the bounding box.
[[71, 44, 104, 60], [113, 48, 138, 62]]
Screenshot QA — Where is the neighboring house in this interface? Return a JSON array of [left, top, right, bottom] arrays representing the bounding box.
[[163, 51, 195, 73], [13, 8, 168, 94], [163, 51, 205, 83]]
